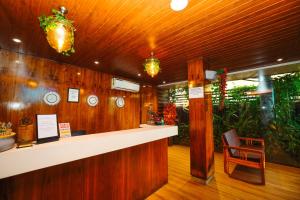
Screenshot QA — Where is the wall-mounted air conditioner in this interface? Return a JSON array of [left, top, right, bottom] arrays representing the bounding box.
[[111, 78, 140, 93]]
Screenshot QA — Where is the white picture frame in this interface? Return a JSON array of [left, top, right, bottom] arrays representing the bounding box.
[[68, 88, 80, 103], [36, 114, 59, 143]]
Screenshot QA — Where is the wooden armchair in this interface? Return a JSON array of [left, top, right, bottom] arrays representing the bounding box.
[[222, 129, 265, 185]]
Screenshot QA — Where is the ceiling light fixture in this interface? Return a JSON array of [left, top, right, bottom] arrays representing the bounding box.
[[138, 73, 141, 77], [38, 6, 75, 56], [163, 81, 166, 84], [144, 52, 160, 78], [94, 61, 99, 64], [170, 0, 189, 11], [12, 38, 22, 43], [277, 58, 283, 62]]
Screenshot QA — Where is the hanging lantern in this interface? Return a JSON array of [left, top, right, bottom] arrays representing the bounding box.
[[144, 52, 160, 78], [38, 7, 75, 56]]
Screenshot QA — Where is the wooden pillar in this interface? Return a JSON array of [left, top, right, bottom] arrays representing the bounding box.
[[188, 58, 214, 183]]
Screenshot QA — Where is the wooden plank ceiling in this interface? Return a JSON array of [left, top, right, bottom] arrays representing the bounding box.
[[0, 0, 300, 84]]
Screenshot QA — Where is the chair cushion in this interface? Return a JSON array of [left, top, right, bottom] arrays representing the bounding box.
[[232, 145, 263, 162], [223, 129, 241, 156]]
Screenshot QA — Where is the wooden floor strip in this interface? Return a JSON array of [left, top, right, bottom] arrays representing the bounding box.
[[147, 145, 300, 200]]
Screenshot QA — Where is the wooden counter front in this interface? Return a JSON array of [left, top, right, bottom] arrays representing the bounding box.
[[0, 139, 168, 200], [0, 125, 177, 200]]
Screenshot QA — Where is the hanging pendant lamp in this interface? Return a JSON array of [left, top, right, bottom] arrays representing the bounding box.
[[144, 52, 160, 78], [38, 7, 75, 56]]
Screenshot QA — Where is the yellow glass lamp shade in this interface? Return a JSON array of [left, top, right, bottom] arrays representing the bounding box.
[[38, 7, 75, 55], [46, 22, 72, 53], [144, 53, 160, 78]]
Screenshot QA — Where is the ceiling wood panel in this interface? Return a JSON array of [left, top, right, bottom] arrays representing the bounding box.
[[0, 0, 299, 84]]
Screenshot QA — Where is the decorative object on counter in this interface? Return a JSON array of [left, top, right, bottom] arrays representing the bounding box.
[[58, 123, 71, 138], [0, 122, 16, 152], [68, 88, 80, 102], [17, 117, 34, 148], [71, 130, 86, 137], [43, 91, 61, 106], [147, 104, 155, 125], [87, 95, 99, 106], [37, 114, 59, 143], [163, 103, 177, 125], [144, 52, 160, 78], [154, 114, 164, 125], [116, 97, 125, 108], [147, 110, 164, 125], [38, 7, 75, 56]]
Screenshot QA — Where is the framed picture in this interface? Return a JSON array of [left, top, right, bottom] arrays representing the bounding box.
[[68, 88, 80, 103], [36, 114, 59, 143]]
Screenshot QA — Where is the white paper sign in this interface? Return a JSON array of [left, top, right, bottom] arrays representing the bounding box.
[[59, 123, 71, 138], [189, 87, 204, 99], [37, 114, 59, 139]]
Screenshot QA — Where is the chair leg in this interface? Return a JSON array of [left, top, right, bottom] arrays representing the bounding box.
[[224, 160, 229, 174], [261, 167, 265, 185], [261, 154, 266, 185]]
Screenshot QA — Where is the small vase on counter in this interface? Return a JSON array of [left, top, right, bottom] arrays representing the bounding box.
[[17, 117, 34, 148]]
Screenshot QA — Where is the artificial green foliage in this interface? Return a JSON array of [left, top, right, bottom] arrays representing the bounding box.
[[268, 73, 300, 159], [38, 9, 75, 56], [177, 123, 190, 145], [212, 85, 262, 151], [168, 73, 300, 166]]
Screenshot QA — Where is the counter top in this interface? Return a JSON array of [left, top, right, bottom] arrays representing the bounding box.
[[0, 125, 177, 179]]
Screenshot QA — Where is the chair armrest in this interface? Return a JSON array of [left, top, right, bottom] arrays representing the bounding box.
[[238, 137, 265, 146]]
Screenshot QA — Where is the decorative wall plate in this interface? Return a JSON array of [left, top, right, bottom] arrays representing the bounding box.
[[43, 91, 60, 106], [116, 97, 125, 108], [87, 95, 99, 107]]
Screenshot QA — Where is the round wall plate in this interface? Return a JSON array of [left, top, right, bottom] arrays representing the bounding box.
[[87, 95, 99, 107], [43, 91, 60, 106], [116, 97, 125, 108]]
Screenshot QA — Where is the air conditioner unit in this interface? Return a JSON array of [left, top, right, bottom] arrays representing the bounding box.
[[111, 78, 140, 93]]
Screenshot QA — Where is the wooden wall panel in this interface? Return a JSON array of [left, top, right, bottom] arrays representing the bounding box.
[[0, 139, 168, 200], [0, 49, 140, 135], [140, 86, 158, 124]]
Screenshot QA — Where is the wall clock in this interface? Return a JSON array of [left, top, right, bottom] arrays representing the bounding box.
[[87, 95, 99, 107], [43, 91, 60, 106], [116, 97, 125, 108]]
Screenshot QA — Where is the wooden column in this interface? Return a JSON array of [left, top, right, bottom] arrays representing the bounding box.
[[188, 58, 214, 183]]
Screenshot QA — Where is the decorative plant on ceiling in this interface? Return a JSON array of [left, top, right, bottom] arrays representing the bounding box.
[[38, 7, 75, 56], [144, 52, 161, 77]]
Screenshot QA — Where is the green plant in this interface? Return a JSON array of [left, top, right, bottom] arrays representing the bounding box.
[[268, 73, 300, 159], [212, 85, 262, 151], [177, 123, 190, 145]]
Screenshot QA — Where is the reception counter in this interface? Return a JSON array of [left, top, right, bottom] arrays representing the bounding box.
[[0, 125, 177, 200]]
